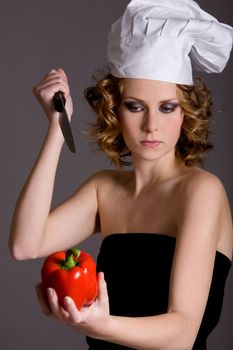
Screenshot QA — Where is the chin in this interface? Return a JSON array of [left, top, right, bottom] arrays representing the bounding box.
[[132, 147, 176, 163]]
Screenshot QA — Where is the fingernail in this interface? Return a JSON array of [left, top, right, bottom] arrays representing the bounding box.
[[64, 296, 72, 306], [47, 288, 53, 296], [99, 272, 105, 281]]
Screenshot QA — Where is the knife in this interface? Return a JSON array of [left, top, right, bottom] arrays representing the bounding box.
[[53, 91, 76, 153]]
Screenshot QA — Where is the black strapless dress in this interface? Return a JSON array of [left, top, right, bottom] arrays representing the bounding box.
[[86, 233, 232, 349]]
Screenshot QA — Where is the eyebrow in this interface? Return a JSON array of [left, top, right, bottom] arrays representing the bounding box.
[[123, 97, 179, 103]]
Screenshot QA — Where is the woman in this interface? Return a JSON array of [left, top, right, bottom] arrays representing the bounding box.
[[9, 0, 233, 349]]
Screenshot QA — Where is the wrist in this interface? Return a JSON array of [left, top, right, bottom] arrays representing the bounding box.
[[89, 315, 118, 342], [46, 121, 65, 148]]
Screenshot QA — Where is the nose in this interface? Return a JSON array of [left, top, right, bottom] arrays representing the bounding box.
[[142, 109, 159, 133]]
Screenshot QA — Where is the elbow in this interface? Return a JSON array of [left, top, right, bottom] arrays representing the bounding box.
[[167, 336, 195, 350], [9, 226, 42, 260], [183, 334, 197, 350], [10, 247, 38, 261], [180, 342, 195, 350], [179, 320, 199, 350], [178, 331, 197, 350], [172, 333, 196, 350], [143, 336, 195, 350], [9, 240, 39, 261], [10, 248, 28, 261], [175, 329, 197, 350], [178, 343, 194, 350], [164, 312, 197, 350]]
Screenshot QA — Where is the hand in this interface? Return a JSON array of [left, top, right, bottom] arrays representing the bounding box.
[[33, 68, 73, 124], [35, 272, 110, 338]]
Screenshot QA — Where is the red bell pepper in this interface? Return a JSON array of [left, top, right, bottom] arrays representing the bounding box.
[[41, 248, 98, 310]]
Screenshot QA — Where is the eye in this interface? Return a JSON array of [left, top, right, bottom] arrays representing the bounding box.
[[124, 101, 144, 112], [159, 103, 179, 114]]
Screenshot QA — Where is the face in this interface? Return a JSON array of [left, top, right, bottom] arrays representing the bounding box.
[[118, 78, 184, 163]]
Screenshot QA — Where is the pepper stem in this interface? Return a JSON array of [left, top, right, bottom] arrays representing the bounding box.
[[61, 248, 81, 270]]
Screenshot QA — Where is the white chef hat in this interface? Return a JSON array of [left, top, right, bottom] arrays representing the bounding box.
[[107, 0, 233, 84]]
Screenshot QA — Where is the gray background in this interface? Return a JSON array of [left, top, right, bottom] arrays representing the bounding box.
[[1, 1, 232, 349]]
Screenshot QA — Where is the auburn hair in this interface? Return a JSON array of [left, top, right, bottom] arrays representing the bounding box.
[[84, 74, 213, 168]]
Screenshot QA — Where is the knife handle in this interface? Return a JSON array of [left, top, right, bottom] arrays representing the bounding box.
[[53, 92, 66, 112]]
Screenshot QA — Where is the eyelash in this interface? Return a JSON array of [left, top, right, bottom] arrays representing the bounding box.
[[124, 102, 179, 114]]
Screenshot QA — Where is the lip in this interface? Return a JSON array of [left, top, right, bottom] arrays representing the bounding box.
[[140, 140, 162, 148]]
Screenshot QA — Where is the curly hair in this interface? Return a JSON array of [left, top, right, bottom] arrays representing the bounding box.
[[84, 74, 213, 168]]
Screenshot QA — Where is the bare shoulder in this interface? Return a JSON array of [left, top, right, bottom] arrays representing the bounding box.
[[179, 168, 227, 204], [91, 168, 130, 187], [177, 167, 233, 259], [78, 169, 120, 187], [167, 168, 232, 339], [178, 167, 230, 226]]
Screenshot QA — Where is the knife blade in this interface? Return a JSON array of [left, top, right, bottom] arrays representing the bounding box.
[[53, 92, 76, 153]]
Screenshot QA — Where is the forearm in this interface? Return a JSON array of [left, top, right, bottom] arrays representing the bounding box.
[[9, 122, 64, 260], [96, 312, 194, 350]]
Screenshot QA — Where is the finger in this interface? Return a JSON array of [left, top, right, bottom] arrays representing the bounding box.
[[59, 305, 71, 320], [47, 288, 64, 321], [33, 69, 70, 101], [64, 297, 82, 323], [40, 69, 68, 86], [35, 75, 69, 93], [44, 288, 70, 321], [47, 68, 68, 83], [38, 75, 68, 86], [41, 69, 59, 81], [34, 82, 70, 103], [35, 283, 51, 316], [97, 272, 109, 308], [57, 67, 68, 82], [49, 68, 57, 73], [35, 80, 70, 97]]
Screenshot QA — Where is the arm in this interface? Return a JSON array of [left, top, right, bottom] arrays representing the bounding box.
[[98, 173, 225, 350], [40, 172, 228, 350], [9, 68, 99, 260]]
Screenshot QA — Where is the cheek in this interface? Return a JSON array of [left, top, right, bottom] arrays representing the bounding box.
[[176, 114, 184, 132], [118, 116, 130, 143], [119, 114, 138, 135], [167, 114, 184, 139]]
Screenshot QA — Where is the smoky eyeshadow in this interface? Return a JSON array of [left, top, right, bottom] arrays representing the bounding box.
[[124, 101, 144, 111], [124, 101, 179, 113], [159, 102, 179, 112]]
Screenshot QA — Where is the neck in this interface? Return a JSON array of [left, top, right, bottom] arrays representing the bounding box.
[[130, 151, 187, 196]]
